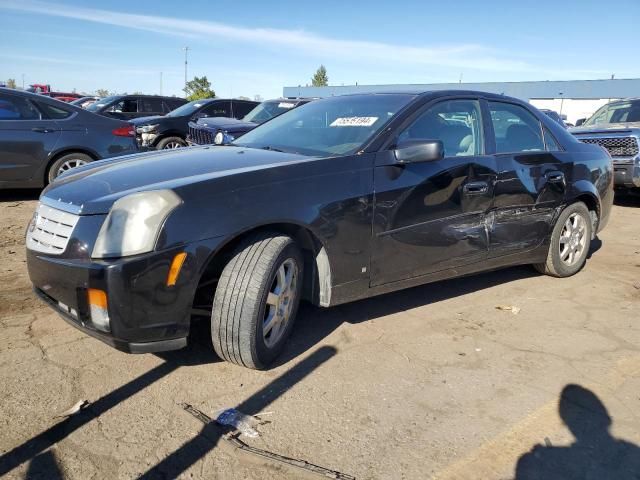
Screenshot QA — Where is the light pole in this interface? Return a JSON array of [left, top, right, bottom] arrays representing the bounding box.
[[558, 92, 564, 117], [183, 46, 189, 97], [21, 73, 25, 89], [160, 71, 163, 95]]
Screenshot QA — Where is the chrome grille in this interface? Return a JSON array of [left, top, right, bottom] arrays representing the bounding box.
[[188, 124, 215, 145], [26, 203, 79, 255], [578, 136, 639, 157]]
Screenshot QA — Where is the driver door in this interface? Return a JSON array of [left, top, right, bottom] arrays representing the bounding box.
[[371, 98, 497, 286]]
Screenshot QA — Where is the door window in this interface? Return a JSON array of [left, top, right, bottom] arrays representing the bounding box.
[[36, 101, 72, 119], [0, 94, 40, 120], [140, 98, 164, 113], [203, 101, 231, 117], [398, 99, 483, 157], [233, 101, 257, 119], [489, 102, 544, 153], [107, 99, 138, 113]]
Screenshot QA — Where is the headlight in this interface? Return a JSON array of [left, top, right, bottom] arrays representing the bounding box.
[[92, 190, 181, 258], [214, 131, 225, 145], [137, 124, 159, 134]]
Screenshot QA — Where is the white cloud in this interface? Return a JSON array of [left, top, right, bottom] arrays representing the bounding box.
[[1, 0, 540, 73]]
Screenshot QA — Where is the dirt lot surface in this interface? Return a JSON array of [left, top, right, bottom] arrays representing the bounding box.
[[1, 190, 639, 480]]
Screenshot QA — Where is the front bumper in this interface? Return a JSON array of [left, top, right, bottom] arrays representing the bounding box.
[[613, 159, 640, 188], [26, 240, 220, 353]]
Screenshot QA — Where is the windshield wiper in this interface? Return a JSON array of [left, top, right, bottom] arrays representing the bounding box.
[[261, 145, 286, 153]]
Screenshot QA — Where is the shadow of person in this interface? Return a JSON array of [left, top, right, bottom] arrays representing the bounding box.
[[515, 384, 640, 479]]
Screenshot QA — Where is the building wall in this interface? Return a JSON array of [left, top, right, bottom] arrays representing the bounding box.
[[529, 98, 615, 125]]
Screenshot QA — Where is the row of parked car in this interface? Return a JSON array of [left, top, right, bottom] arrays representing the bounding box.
[[1, 87, 639, 194]]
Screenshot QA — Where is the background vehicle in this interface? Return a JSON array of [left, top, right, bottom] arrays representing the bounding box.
[[188, 97, 313, 145], [0, 88, 138, 188], [70, 96, 101, 109], [26, 91, 612, 370], [132, 98, 258, 150], [26, 83, 82, 103], [570, 98, 640, 193], [86, 94, 188, 120], [540, 109, 567, 128]]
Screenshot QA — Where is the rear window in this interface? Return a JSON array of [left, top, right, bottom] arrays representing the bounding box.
[[37, 101, 73, 119]]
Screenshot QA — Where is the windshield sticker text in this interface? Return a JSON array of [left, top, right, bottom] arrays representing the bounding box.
[[330, 117, 379, 127]]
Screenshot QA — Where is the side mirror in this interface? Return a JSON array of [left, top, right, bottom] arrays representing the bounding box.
[[394, 139, 444, 164], [575, 118, 586, 127]]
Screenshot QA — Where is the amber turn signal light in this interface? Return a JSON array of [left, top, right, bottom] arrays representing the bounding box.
[[167, 252, 187, 286]]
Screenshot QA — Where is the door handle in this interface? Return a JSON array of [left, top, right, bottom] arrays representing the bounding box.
[[32, 127, 55, 133], [463, 181, 489, 195], [545, 171, 565, 184]]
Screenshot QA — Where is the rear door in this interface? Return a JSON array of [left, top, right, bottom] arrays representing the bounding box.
[[485, 100, 568, 257], [202, 100, 231, 119], [232, 101, 258, 119], [0, 92, 61, 183], [138, 97, 165, 118], [371, 97, 497, 286]]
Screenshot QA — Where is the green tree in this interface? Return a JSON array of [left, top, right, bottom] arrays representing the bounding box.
[[183, 76, 215, 101], [311, 65, 328, 87], [95, 88, 110, 97], [6, 78, 17, 89]]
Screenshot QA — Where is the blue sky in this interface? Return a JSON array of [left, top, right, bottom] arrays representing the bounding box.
[[1, 0, 639, 99]]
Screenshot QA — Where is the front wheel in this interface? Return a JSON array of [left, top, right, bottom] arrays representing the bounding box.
[[211, 232, 303, 369], [534, 202, 593, 277]]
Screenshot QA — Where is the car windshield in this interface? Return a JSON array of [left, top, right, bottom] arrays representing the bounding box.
[[242, 100, 299, 124], [233, 94, 415, 157], [86, 96, 120, 112], [166, 99, 210, 117], [583, 100, 640, 126]]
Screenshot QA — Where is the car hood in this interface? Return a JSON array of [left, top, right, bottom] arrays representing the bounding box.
[[130, 115, 166, 125], [42, 146, 308, 215], [196, 117, 258, 131], [570, 122, 640, 135]]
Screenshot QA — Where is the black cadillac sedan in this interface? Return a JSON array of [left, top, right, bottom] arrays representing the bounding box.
[[26, 91, 613, 369]]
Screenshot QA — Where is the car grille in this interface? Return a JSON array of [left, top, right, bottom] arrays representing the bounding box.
[[188, 124, 215, 145], [26, 203, 80, 255], [578, 136, 639, 157]]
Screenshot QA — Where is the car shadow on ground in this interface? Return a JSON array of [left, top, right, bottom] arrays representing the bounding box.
[[276, 265, 539, 367], [614, 191, 640, 208], [0, 189, 41, 203], [515, 384, 640, 479]]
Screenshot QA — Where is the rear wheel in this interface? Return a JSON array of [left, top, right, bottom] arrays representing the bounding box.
[[211, 232, 303, 369], [156, 136, 186, 150], [48, 152, 92, 183], [534, 202, 592, 277]]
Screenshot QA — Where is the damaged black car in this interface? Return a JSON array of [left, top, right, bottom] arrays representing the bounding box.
[[26, 91, 613, 369]]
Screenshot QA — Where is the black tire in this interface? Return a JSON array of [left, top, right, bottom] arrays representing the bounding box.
[[156, 136, 186, 150], [534, 202, 593, 277], [47, 152, 93, 183], [211, 232, 304, 369]]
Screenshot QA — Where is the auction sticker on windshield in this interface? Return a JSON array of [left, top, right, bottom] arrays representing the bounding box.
[[278, 102, 296, 108], [330, 117, 379, 127]]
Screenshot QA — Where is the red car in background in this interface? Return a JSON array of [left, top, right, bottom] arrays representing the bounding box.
[[27, 84, 82, 103]]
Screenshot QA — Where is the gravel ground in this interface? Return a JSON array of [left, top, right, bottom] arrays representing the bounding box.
[[1, 190, 639, 480]]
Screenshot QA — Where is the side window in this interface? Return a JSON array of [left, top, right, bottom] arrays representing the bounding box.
[[489, 102, 544, 153], [140, 98, 164, 113], [543, 127, 561, 151], [107, 99, 138, 113], [398, 99, 483, 157], [233, 101, 257, 119], [203, 101, 231, 117], [0, 94, 40, 120], [37, 102, 72, 119]]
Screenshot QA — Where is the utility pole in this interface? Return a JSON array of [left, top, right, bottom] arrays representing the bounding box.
[[21, 73, 25, 89], [183, 46, 190, 96], [160, 72, 163, 95], [558, 92, 564, 117]]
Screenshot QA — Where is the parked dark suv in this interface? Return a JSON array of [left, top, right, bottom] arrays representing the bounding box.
[[132, 98, 258, 150], [26, 91, 613, 369], [0, 88, 138, 188], [86, 95, 187, 120], [188, 98, 313, 145], [570, 98, 640, 192]]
